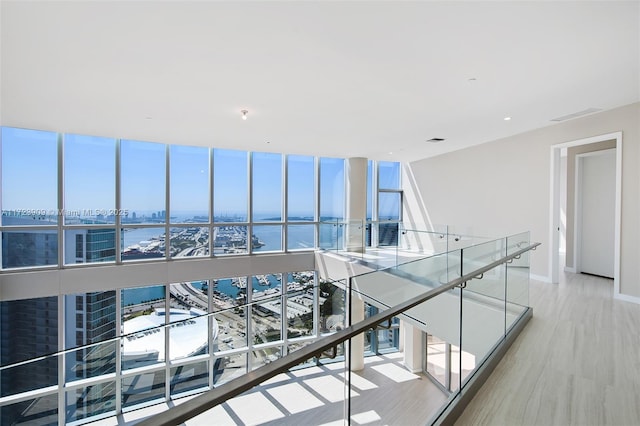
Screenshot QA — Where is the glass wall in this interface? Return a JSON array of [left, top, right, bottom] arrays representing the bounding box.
[[213, 149, 248, 223], [1, 127, 58, 226], [170, 145, 210, 223], [1, 126, 400, 269], [0, 125, 402, 424], [120, 140, 166, 225], [0, 269, 320, 424], [64, 134, 116, 224], [373, 161, 402, 247]]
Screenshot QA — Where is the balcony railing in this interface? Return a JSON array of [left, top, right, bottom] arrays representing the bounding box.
[[0, 230, 538, 425]]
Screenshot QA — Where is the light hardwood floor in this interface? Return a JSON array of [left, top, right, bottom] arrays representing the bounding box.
[[99, 353, 448, 425], [456, 272, 640, 426]]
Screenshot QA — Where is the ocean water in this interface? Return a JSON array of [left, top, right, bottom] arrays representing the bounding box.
[[123, 223, 336, 252], [122, 285, 165, 306], [123, 277, 283, 306], [122, 220, 338, 304]]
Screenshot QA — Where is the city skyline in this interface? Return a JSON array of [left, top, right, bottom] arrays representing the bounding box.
[[1, 127, 351, 220]]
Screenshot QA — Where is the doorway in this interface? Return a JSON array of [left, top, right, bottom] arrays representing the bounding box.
[[575, 149, 616, 278], [549, 132, 621, 293]]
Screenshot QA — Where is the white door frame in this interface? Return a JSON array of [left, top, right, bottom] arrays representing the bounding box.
[[549, 132, 622, 296], [574, 148, 616, 276]]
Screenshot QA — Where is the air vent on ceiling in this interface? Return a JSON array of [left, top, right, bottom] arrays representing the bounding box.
[[426, 138, 445, 143], [550, 108, 602, 122]]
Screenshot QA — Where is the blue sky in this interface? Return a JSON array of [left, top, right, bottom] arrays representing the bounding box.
[[1, 127, 353, 220]]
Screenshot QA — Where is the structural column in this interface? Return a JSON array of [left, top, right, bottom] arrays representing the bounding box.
[[345, 157, 367, 370], [402, 320, 423, 373], [345, 157, 368, 253]]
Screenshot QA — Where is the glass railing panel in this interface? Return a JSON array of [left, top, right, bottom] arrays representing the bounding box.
[[456, 239, 507, 370], [425, 333, 448, 388], [169, 360, 209, 397], [285, 271, 316, 336], [450, 342, 475, 389], [65, 341, 117, 382], [121, 368, 165, 410], [505, 232, 531, 326], [213, 353, 247, 386], [344, 219, 365, 255], [377, 219, 400, 248], [392, 250, 461, 289], [66, 381, 116, 423], [287, 340, 316, 356], [319, 220, 344, 251], [0, 356, 58, 397], [1, 394, 58, 425], [318, 279, 347, 334], [398, 224, 449, 256], [252, 346, 283, 370], [121, 285, 166, 371], [211, 276, 248, 352], [168, 282, 210, 362], [251, 274, 283, 346], [461, 238, 507, 300]]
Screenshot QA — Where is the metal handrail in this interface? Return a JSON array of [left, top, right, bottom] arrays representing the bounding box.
[[137, 242, 540, 426]]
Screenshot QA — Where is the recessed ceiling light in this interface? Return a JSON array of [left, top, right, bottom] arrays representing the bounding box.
[[388, 151, 393, 155], [504, 116, 512, 121], [426, 138, 445, 143], [241, 110, 248, 120], [468, 77, 477, 81]]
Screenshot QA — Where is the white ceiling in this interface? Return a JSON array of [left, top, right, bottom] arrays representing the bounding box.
[[1, 1, 638, 162]]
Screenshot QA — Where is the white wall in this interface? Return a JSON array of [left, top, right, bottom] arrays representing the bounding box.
[[405, 102, 640, 298], [0, 252, 315, 301]]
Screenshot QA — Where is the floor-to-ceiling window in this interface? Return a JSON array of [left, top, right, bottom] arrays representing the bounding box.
[[0, 126, 400, 425]]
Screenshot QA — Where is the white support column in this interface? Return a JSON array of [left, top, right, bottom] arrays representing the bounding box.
[[402, 320, 423, 374], [345, 157, 368, 253], [349, 297, 365, 371], [345, 158, 367, 370]]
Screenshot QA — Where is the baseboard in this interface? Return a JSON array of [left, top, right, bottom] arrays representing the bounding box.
[[614, 292, 640, 305], [530, 274, 551, 283]]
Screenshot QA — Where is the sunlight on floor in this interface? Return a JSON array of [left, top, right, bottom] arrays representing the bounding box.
[[371, 363, 420, 383]]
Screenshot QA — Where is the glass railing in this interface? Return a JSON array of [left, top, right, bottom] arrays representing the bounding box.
[[319, 221, 495, 271], [0, 279, 347, 425], [0, 232, 537, 426], [130, 235, 539, 426]]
